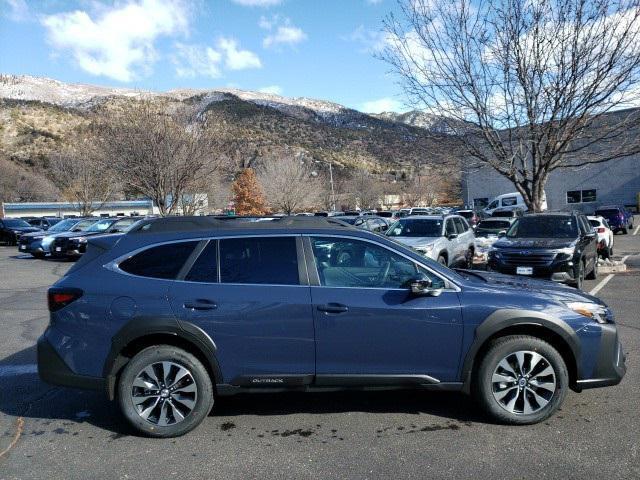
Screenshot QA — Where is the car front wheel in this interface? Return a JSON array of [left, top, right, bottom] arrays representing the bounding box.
[[473, 335, 569, 425], [118, 345, 214, 438]]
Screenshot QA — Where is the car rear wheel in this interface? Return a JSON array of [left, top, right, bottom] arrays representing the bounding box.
[[622, 226, 628, 234], [465, 248, 474, 269], [437, 254, 447, 266], [473, 335, 568, 425], [118, 345, 214, 438]]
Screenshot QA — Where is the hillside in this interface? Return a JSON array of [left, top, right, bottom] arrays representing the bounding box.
[[0, 74, 462, 203]]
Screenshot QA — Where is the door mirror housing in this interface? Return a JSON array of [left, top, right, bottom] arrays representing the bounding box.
[[498, 230, 506, 238], [447, 233, 458, 240], [409, 274, 443, 297]]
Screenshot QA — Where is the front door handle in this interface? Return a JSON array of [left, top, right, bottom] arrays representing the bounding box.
[[317, 303, 349, 314], [184, 299, 218, 311]]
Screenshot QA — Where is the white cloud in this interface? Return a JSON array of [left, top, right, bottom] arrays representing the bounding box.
[[361, 97, 403, 113], [260, 15, 307, 49], [258, 85, 283, 95], [217, 37, 262, 70], [41, 0, 189, 82], [231, 0, 282, 6], [172, 37, 261, 78], [366, 0, 384, 4], [345, 25, 389, 53], [172, 43, 222, 79], [2, 0, 29, 21]]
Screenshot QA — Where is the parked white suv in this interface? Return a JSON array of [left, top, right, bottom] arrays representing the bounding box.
[[385, 215, 475, 267], [588, 215, 614, 259]]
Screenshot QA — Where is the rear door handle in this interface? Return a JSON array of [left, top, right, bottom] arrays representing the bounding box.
[[184, 299, 218, 311], [317, 303, 349, 314]]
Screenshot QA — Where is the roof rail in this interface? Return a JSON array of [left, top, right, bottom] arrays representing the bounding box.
[[129, 215, 355, 234]]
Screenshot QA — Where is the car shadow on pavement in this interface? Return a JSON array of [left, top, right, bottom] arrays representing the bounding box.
[[1, 346, 489, 437]]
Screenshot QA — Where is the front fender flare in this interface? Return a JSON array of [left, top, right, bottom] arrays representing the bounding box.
[[460, 309, 581, 392]]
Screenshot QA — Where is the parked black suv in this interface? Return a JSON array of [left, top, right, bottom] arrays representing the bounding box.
[[487, 212, 598, 289], [0, 218, 43, 246]]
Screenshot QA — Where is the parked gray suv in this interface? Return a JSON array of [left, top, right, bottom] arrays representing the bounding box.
[[386, 215, 476, 267]]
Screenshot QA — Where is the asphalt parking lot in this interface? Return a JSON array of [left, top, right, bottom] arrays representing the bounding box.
[[1, 227, 639, 480]]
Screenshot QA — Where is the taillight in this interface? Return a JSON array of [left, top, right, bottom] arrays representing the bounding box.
[[48, 288, 83, 312], [597, 227, 606, 233], [619, 213, 625, 220]]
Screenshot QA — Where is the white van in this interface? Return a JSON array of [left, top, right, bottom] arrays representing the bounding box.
[[483, 192, 547, 216]]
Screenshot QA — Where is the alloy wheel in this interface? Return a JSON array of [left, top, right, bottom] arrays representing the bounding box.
[[491, 351, 556, 415], [130, 361, 198, 426]]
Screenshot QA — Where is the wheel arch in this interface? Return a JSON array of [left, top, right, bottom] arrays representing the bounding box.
[[461, 311, 581, 394], [102, 316, 223, 400]]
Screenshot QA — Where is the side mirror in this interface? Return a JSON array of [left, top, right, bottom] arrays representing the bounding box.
[[447, 233, 458, 240], [498, 231, 506, 238], [409, 275, 442, 297], [72, 228, 82, 232]]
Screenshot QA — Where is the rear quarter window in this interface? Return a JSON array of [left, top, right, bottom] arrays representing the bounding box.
[[119, 241, 199, 279]]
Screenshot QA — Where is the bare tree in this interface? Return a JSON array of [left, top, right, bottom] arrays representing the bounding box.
[[96, 99, 226, 216], [258, 156, 324, 214], [0, 157, 59, 203], [383, 0, 640, 211], [342, 170, 385, 210], [49, 142, 116, 216]]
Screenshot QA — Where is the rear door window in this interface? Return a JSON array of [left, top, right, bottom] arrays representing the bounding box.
[[453, 217, 467, 233], [119, 241, 199, 279], [219, 236, 299, 285]]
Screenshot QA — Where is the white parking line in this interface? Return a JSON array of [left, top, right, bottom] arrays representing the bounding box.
[[589, 254, 630, 296], [0, 364, 37, 377], [634, 224, 640, 235]]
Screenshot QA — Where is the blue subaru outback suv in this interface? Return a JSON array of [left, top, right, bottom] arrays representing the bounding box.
[[38, 216, 626, 437]]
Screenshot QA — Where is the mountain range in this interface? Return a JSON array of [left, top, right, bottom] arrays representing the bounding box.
[[0, 74, 462, 203]]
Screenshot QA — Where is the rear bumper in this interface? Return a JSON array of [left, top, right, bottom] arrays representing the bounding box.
[[576, 324, 626, 391], [37, 333, 105, 391]]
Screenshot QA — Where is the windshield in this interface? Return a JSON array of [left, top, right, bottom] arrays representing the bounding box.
[[506, 216, 578, 239], [48, 219, 78, 232], [386, 219, 443, 237], [85, 218, 115, 232], [457, 211, 474, 219], [3, 219, 31, 228], [478, 220, 511, 230]]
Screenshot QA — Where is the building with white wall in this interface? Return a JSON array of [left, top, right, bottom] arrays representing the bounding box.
[[1, 200, 154, 218]]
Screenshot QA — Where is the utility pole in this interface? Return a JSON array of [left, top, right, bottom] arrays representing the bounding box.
[[328, 161, 335, 211]]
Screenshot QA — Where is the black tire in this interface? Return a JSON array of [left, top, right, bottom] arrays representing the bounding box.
[[622, 226, 628, 234], [118, 345, 214, 438], [465, 248, 474, 269], [473, 335, 569, 425], [437, 254, 447, 266], [586, 257, 598, 280], [31, 252, 45, 259], [572, 261, 584, 289]]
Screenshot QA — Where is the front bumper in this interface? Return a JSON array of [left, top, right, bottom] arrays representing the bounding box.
[[576, 323, 626, 390], [18, 240, 44, 254], [488, 255, 577, 283], [37, 333, 105, 391]]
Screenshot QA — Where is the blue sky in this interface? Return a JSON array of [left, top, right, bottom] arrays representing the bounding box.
[[0, 0, 409, 112]]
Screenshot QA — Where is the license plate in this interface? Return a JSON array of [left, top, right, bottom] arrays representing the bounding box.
[[517, 266, 533, 275], [20, 245, 26, 250], [55, 247, 61, 252]]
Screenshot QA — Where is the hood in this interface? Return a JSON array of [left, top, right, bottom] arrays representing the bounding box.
[[493, 237, 575, 250], [475, 227, 504, 236], [11, 227, 42, 234], [390, 236, 439, 248], [458, 269, 603, 304], [20, 230, 47, 239]]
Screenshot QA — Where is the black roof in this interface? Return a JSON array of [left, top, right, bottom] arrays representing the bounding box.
[[130, 216, 356, 234]]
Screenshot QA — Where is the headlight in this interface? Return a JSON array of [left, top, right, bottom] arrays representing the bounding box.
[[69, 237, 87, 243], [565, 301, 609, 323], [414, 244, 434, 255], [555, 247, 575, 261]]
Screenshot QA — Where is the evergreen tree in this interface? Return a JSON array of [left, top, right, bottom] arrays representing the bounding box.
[[232, 168, 268, 216]]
